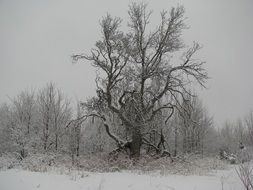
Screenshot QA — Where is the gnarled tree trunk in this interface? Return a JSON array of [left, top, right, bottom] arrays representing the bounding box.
[[129, 127, 142, 158]]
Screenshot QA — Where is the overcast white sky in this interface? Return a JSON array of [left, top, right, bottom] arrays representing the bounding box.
[[0, 0, 253, 126]]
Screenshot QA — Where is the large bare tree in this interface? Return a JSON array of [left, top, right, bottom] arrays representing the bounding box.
[[73, 3, 208, 158]]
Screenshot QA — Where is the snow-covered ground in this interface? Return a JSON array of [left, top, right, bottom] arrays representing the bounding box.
[[0, 167, 243, 190]]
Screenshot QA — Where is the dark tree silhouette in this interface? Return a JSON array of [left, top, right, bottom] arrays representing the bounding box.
[[73, 3, 208, 158]]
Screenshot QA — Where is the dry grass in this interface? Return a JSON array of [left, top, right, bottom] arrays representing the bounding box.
[[0, 152, 228, 176]]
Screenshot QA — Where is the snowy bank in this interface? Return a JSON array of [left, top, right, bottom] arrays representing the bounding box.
[[0, 167, 243, 190]]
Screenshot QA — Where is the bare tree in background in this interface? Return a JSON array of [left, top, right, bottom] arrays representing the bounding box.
[[9, 90, 36, 158], [245, 111, 253, 146], [0, 104, 13, 154], [37, 83, 71, 151], [68, 102, 82, 164], [73, 3, 208, 158], [168, 109, 180, 157], [51, 89, 71, 151], [178, 94, 212, 154]]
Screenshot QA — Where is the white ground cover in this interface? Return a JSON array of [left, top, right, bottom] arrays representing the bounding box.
[[0, 166, 243, 190]]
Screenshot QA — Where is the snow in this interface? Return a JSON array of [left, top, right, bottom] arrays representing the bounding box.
[[0, 167, 244, 190]]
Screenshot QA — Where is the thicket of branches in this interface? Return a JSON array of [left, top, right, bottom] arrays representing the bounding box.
[[0, 83, 74, 159], [72, 2, 208, 159]]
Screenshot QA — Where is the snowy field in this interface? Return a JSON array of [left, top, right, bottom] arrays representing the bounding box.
[[0, 167, 243, 190]]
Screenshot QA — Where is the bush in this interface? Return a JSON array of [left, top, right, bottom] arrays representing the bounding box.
[[236, 162, 253, 190]]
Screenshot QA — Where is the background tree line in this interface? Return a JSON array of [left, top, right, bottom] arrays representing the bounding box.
[[0, 82, 252, 162]]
